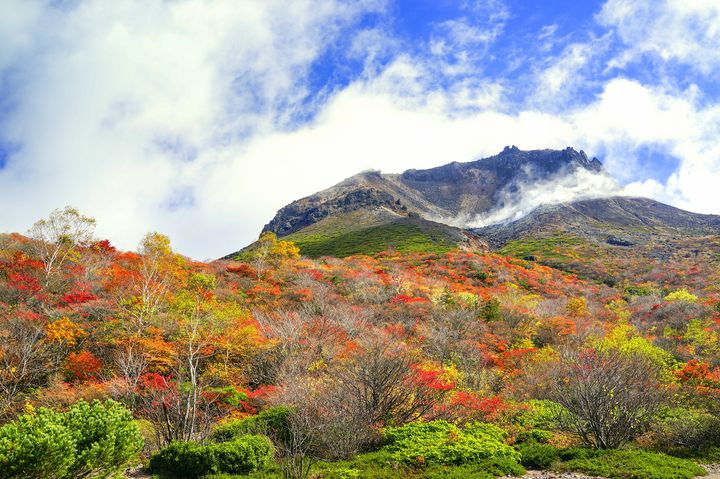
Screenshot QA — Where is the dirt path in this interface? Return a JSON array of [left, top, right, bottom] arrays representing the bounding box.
[[700, 464, 720, 479]]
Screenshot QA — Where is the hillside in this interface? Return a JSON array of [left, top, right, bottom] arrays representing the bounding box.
[[474, 196, 720, 283]]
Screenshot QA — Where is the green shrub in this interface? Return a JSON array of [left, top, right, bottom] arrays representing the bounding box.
[[63, 399, 145, 478], [383, 420, 521, 473], [149, 435, 274, 478], [0, 400, 142, 479], [149, 441, 215, 478], [0, 407, 76, 479], [213, 436, 274, 474], [556, 449, 706, 479], [515, 429, 553, 445], [211, 406, 293, 443], [652, 407, 720, 455], [558, 447, 605, 461], [517, 443, 560, 469]]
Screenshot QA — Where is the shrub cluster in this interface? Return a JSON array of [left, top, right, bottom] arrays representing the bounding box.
[[382, 420, 522, 474], [149, 434, 274, 478], [0, 399, 143, 479], [210, 406, 292, 443]]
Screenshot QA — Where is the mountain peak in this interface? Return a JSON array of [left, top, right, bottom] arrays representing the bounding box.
[[260, 147, 605, 240]]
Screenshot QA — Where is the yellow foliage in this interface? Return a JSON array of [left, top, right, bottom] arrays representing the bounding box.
[[566, 297, 588, 317], [45, 317, 85, 346], [606, 299, 630, 321], [665, 288, 698, 303]]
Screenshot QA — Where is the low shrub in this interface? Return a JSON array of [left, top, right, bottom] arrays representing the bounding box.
[[515, 429, 553, 445], [210, 406, 293, 443], [383, 420, 521, 474], [517, 443, 560, 469], [213, 436, 275, 474], [314, 449, 523, 479], [0, 400, 143, 479], [149, 434, 274, 478], [558, 447, 605, 461], [652, 407, 720, 455], [556, 449, 706, 479], [0, 407, 76, 478], [63, 399, 145, 478]]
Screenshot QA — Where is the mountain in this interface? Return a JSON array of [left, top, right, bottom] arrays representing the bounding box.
[[250, 146, 603, 258], [263, 146, 601, 237], [232, 146, 720, 268]]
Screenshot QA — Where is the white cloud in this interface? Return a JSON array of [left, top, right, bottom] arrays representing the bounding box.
[[0, 0, 386, 259], [467, 168, 622, 228], [598, 0, 720, 74]]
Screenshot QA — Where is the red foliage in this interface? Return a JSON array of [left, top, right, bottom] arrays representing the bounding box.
[[66, 350, 102, 381], [390, 294, 429, 304]]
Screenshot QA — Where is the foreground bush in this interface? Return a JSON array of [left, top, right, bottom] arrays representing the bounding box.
[[555, 449, 706, 479], [517, 442, 560, 469], [149, 434, 274, 478], [0, 400, 143, 479], [311, 449, 523, 479], [383, 420, 522, 474], [210, 406, 292, 443], [652, 407, 720, 456]]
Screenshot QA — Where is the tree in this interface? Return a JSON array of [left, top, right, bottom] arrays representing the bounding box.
[[238, 232, 300, 279], [540, 348, 665, 448], [28, 206, 96, 287]]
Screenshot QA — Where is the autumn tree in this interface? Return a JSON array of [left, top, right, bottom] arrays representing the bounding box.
[[238, 232, 300, 278], [540, 348, 665, 448], [27, 206, 96, 287]]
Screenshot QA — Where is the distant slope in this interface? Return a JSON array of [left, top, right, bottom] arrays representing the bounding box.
[[474, 196, 720, 282], [282, 210, 485, 258]]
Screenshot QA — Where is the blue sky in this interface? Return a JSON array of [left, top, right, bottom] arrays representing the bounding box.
[[0, 0, 719, 258]]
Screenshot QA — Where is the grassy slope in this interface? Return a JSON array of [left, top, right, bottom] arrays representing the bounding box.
[[284, 210, 460, 258]]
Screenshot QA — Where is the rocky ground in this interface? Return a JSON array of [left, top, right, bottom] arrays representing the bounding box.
[[502, 465, 720, 479]]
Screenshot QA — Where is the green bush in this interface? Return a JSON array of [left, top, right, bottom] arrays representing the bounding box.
[[149, 441, 215, 478], [517, 443, 560, 469], [558, 447, 605, 461], [383, 420, 521, 472], [0, 400, 143, 479], [63, 399, 145, 478], [556, 449, 706, 479], [213, 436, 274, 474], [515, 429, 553, 445], [652, 407, 720, 455], [149, 435, 274, 478], [0, 407, 76, 479], [210, 406, 293, 443]]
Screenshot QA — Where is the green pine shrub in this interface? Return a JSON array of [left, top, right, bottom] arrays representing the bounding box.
[[149, 434, 274, 478], [517, 443, 560, 469], [0, 400, 142, 479], [210, 406, 292, 443], [0, 407, 76, 478], [63, 399, 145, 478]]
